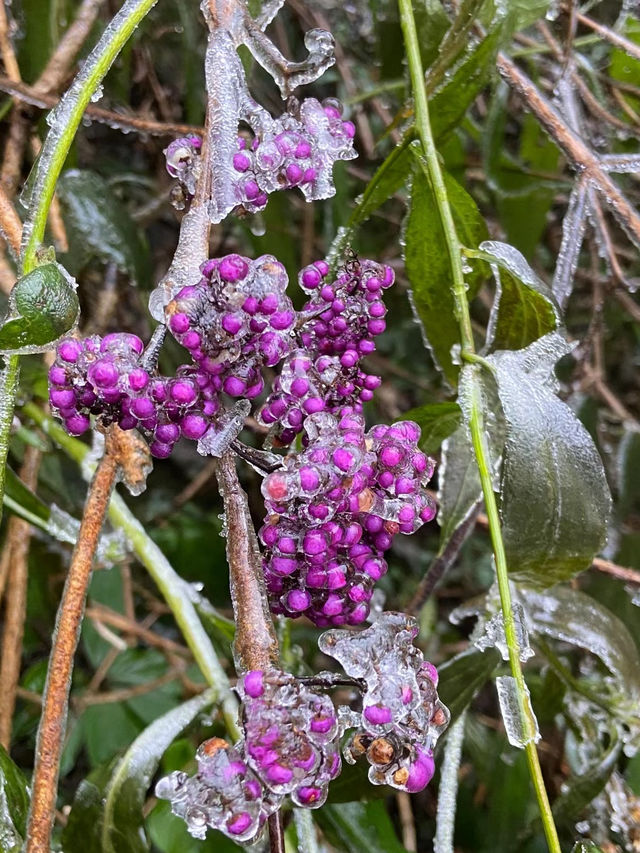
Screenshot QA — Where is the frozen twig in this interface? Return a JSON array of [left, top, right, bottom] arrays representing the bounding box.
[[25, 427, 122, 853], [0, 184, 22, 260], [576, 12, 640, 64]]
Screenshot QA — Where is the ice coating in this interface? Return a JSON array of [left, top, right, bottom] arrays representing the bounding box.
[[495, 676, 540, 749], [155, 737, 281, 843], [48, 504, 127, 565], [473, 602, 534, 663], [259, 255, 393, 443], [260, 413, 436, 626], [319, 612, 449, 793], [165, 253, 295, 400], [238, 669, 341, 808], [551, 178, 589, 310]]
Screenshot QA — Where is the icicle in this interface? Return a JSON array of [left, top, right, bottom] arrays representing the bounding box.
[[495, 676, 540, 748]]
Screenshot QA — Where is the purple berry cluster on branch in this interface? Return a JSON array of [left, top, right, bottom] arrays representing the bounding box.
[[319, 612, 450, 793], [260, 412, 436, 627], [259, 255, 393, 444], [155, 737, 280, 843], [238, 669, 341, 808], [166, 253, 295, 400], [48, 333, 220, 457]]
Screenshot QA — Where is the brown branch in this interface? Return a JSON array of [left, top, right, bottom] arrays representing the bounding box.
[[0, 0, 20, 82], [25, 429, 122, 853], [0, 184, 22, 259], [0, 445, 41, 749], [576, 12, 640, 64], [85, 604, 192, 657], [213, 452, 279, 672], [496, 53, 640, 248], [0, 76, 203, 137], [36, 0, 108, 95]]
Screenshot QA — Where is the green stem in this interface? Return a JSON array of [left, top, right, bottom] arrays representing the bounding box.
[[397, 2, 560, 851], [21, 0, 158, 274], [22, 402, 240, 739], [0, 355, 20, 525]]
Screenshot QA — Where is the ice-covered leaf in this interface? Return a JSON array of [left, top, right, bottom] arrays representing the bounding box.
[[405, 161, 488, 387], [0, 263, 79, 354], [438, 366, 503, 544], [349, 141, 412, 231], [403, 401, 462, 454], [552, 729, 621, 825], [0, 745, 29, 852], [481, 240, 559, 352], [101, 689, 215, 853], [551, 178, 589, 310], [61, 762, 116, 853], [58, 170, 151, 287], [570, 843, 605, 853], [316, 801, 410, 853], [525, 586, 640, 706], [488, 333, 612, 587]]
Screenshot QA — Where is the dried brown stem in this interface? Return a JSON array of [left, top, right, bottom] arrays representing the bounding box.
[[0, 76, 203, 136], [576, 12, 640, 64], [85, 604, 192, 657], [0, 184, 22, 259], [25, 430, 122, 853], [0, 445, 41, 749], [496, 53, 640, 247], [0, 0, 20, 82], [213, 452, 279, 672]]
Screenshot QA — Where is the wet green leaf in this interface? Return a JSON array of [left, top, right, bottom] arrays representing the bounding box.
[[316, 801, 409, 853], [488, 333, 612, 586], [403, 401, 462, 453], [102, 690, 215, 853], [0, 264, 79, 353], [481, 240, 559, 351], [405, 157, 488, 386], [437, 647, 501, 723], [0, 745, 30, 852], [552, 729, 621, 825], [58, 170, 151, 287]]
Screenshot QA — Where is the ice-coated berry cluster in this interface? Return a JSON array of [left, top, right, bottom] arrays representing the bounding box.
[[238, 669, 341, 808], [260, 412, 436, 626], [259, 255, 394, 443], [166, 254, 295, 400], [232, 98, 356, 215], [155, 737, 280, 844], [164, 135, 202, 197], [48, 334, 220, 458], [319, 612, 449, 793]]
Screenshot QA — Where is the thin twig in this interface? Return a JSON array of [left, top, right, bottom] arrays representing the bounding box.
[[0, 184, 22, 258], [496, 53, 640, 247], [0, 445, 41, 748], [85, 604, 192, 657], [213, 452, 279, 672], [397, 792, 417, 852], [25, 429, 122, 853], [576, 12, 640, 64]]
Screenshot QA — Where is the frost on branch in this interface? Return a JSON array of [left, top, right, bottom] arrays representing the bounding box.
[[319, 612, 450, 792]]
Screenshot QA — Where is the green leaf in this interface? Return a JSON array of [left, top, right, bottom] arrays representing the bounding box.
[[102, 689, 216, 853], [331, 140, 413, 261], [4, 465, 50, 522], [62, 762, 116, 853], [326, 758, 388, 804], [570, 843, 605, 853], [0, 745, 30, 852], [0, 263, 79, 353], [403, 401, 462, 453], [405, 156, 488, 386], [430, 15, 508, 141], [527, 586, 640, 708], [505, 0, 551, 28], [57, 170, 151, 287], [487, 333, 612, 586], [316, 801, 410, 853], [437, 647, 501, 723], [481, 240, 559, 352], [552, 729, 621, 826], [438, 368, 504, 544]]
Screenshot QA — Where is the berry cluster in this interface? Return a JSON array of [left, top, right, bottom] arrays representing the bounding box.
[[319, 612, 449, 793], [155, 737, 280, 844], [260, 413, 436, 627], [48, 334, 220, 457], [238, 669, 341, 808], [259, 256, 393, 444], [164, 135, 202, 198], [232, 99, 356, 215], [166, 254, 295, 400]]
